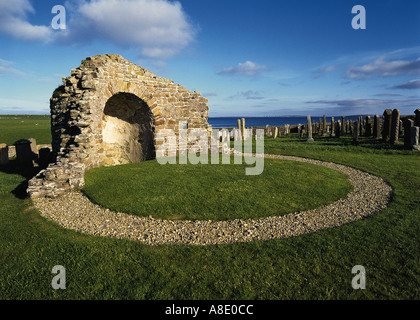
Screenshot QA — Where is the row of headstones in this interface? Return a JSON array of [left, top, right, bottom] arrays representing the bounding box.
[[382, 108, 420, 150], [265, 124, 293, 138], [308, 115, 380, 139], [304, 109, 420, 150], [0, 138, 52, 167]]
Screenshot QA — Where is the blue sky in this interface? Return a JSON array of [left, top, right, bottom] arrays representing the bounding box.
[[0, 0, 419, 117]]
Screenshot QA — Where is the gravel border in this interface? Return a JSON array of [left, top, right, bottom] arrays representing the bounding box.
[[33, 155, 392, 246]]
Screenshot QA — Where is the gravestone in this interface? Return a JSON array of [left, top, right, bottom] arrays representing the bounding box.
[[390, 109, 400, 145], [265, 124, 270, 136], [322, 115, 327, 136], [307, 115, 314, 142], [382, 109, 392, 142], [336, 120, 341, 138], [331, 117, 335, 137], [403, 119, 414, 149], [273, 127, 278, 139], [365, 116, 372, 137], [241, 118, 246, 140], [0, 143, 9, 165], [359, 116, 364, 136], [410, 126, 419, 151], [415, 109, 420, 127], [341, 116, 346, 135], [353, 121, 359, 145], [14, 139, 33, 167], [373, 115, 381, 139]]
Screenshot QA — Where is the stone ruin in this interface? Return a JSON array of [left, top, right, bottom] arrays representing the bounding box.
[[28, 54, 210, 198]]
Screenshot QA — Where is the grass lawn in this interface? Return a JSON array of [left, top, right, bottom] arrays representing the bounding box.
[[0, 115, 51, 145], [0, 130, 419, 300], [83, 156, 352, 221]]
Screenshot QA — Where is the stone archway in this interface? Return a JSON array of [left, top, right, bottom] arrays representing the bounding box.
[[27, 54, 210, 199], [102, 93, 155, 166]]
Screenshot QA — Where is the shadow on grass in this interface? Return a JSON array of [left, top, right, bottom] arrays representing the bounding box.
[[0, 159, 42, 199]]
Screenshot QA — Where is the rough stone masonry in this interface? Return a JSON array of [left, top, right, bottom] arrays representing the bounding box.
[[28, 54, 210, 198]]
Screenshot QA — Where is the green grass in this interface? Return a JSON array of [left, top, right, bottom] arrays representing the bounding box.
[[0, 115, 51, 145], [0, 130, 419, 300], [83, 156, 352, 221]]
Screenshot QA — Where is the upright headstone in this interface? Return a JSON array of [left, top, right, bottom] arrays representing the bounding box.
[[373, 115, 381, 139], [336, 120, 341, 138], [403, 119, 414, 149], [14, 139, 33, 167], [331, 117, 335, 137], [399, 120, 403, 138], [382, 109, 393, 142], [365, 116, 372, 137], [297, 124, 302, 138], [390, 109, 400, 145], [0, 143, 9, 165], [341, 116, 346, 135], [285, 124, 290, 135], [241, 118, 246, 140], [359, 116, 364, 136], [410, 126, 420, 151], [273, 127, 278, 139], [353, 121, 359, 145], [307, 115, 314, 142], [414, 109, 420, 127], [28, 137, 38, 163], [322, 115, 327, 136]]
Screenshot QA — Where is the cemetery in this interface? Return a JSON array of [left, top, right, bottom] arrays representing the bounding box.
[[0, 56, 419, 300]]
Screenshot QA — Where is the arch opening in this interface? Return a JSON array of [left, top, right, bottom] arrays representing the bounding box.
[[102, 93, 155, 166]]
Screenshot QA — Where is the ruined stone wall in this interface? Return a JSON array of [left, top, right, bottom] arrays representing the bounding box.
[[28, 54, 210, 198]]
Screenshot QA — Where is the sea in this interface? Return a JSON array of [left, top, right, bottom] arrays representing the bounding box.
[[208, 116, 365, 128]]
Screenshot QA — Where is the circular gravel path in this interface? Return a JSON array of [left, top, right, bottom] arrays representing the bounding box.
[[33, 155, 392, 246]]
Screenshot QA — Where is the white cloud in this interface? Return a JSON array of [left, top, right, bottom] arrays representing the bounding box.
[[0, 58, 25, 76], [312, 65, 336, 78], [0, 0, 52, 41], [217, 61, 268, 77], [0, 0, 196, 60], [227, 90, 264, 100], [67, 0, 196, 59], [346, 56, 420, 79]]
